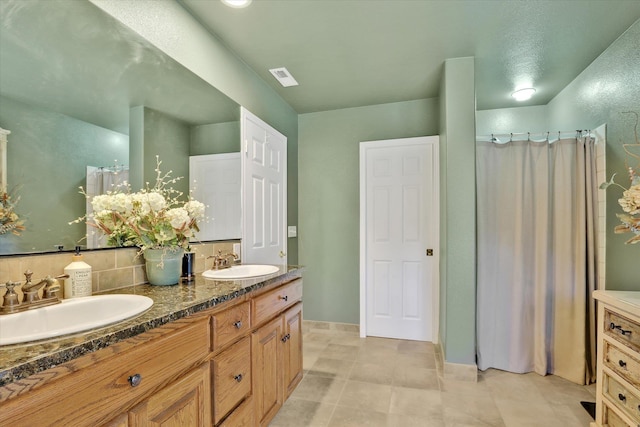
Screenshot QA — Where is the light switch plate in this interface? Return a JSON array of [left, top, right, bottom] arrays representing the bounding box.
[[287, 226, 297, 238], [233, 243, 241, 259]]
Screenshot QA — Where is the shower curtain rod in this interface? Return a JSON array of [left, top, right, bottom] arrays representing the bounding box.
[[477, 129, 592, 142], [97, 164, 129, 171]]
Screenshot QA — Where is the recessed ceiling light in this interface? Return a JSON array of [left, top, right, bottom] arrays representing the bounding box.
[[221, 0, 252, 8], [269, 67, 299, 87], [511, 88, 536, 101]]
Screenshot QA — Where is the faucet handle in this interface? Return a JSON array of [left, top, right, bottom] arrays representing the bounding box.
[[23, 269, 33, 283], [1, 281, 21, 310]]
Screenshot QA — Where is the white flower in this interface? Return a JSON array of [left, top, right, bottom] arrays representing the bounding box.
[[619, 184, 640, 215], [166, 207, 190, 230], [184, 200, 205, 221]]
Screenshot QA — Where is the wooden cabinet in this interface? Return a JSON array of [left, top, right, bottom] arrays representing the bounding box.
[[0, 317, 210, 427], [251, 281, 303, 427], [252, 316, 284, 426], [129, 362, 211, 426], [0, 277, 303, 427], [283, 303, 304, 399], [593, 291, 640, 427]]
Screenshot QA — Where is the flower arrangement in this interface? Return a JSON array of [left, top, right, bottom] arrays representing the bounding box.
[[0, 188, 25, 236], [72, 157, 205, 252], [600, 111, 640, 244]]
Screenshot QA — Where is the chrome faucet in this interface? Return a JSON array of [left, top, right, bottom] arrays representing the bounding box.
[[207, 250, 239, 270], [0, 270, 68, 315]]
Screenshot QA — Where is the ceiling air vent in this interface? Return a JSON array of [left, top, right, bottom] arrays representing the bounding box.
[[269, 67, 299, 87]]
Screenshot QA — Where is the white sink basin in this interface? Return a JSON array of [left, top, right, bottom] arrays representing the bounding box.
[[202, 264, 280, 280], [0, 294, 153, 346]]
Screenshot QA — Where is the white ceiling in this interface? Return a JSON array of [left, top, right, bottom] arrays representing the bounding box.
[[181, 0, 640, 113]]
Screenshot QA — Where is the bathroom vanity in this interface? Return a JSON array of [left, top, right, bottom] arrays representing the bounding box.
[[592, 290, 640, 427], [0, 266, 303, 427]]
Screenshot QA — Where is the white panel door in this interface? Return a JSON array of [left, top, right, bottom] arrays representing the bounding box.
[[241, 108, 287, 265], [360, 136, 439, 341], [189, 153, 241, 241]]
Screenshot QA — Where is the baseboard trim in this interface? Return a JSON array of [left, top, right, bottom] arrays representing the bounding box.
[[302, 320, 360, 333], [435, 342, 478, 382]]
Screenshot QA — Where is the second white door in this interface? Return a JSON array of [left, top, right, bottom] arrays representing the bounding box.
[[360, 136, 439, 341], [241, 108, 287, 265]]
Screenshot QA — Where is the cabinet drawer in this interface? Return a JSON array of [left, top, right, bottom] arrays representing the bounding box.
[[218, 396, 255, 427], [212, 301, 251, 351], [605, 373, 640, 423], [606, 309, 640, 353], [0, 317, 210, 427], [212, 336, 252, 425], [252, 279, 303, 326], [604, 401, 633, 427], [604, 340, 640, 389]]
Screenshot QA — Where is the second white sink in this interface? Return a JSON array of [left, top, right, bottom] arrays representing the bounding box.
[[202, 264, 280, 280], [0, 294, 153, 346]]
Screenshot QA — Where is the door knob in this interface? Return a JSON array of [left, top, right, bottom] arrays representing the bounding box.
[[279, 251, 286, 258]]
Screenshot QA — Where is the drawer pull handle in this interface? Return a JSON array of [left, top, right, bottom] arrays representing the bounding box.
[[619, 393, 627, 402], [610, 322, 632, 336], [281, 333, 291, 343], [128, 373, 142, 387], [619, 359, 627, 369], [280, 295, 288, 302], [233, 320, 242, 329], [234, 374, 243, 382]]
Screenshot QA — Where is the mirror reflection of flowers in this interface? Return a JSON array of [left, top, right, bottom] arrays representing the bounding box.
[[600, 111, 640, 244], [0, 187, 25, 235], [71, 156, 205, 252]]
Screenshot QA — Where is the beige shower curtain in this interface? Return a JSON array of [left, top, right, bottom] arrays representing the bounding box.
[[476, 135, 598, 385]]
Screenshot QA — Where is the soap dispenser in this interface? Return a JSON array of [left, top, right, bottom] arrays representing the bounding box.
[[64, 246, 92, 298]]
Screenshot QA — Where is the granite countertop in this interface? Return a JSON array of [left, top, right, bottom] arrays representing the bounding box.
[[0, 265, 303, 387]]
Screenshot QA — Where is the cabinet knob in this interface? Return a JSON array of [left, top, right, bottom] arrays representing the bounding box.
[[619, 359, 627, 369], [128, 373, 142, 387], [280, 295, 288, 302], [281, 333, 291, 343], [619, 393, 627, 402], [233, 320, 242, 329], [234, 374, 243, 382]]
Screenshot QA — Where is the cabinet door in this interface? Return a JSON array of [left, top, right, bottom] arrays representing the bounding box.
[[252, 316, 284, 427], [129, 363, 211, 427], [283, 302, 303, 398]]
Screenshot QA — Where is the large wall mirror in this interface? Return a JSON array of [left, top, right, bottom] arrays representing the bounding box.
[[0, 0, 240, 255]]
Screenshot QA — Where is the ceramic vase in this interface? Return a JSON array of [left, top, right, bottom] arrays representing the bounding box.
[[144, 247, 184, 286]]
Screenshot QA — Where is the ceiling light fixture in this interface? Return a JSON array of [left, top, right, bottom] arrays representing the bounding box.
[[511, 88, 536, 101], [220, 0, 252, 8]]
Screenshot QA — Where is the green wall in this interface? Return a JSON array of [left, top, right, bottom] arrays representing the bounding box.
[[142, 108, 190, 199], [190, 121, 241, 156], [91, 0, 299, 264], [298, 99, 439, 324], [0, 95, 128, 253], [476, 20, 640, 291], [547, 20, 640, 290], [438, 57, 477, 365]]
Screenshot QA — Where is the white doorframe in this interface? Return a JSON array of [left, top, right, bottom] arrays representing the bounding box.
[[359, 136, 440, 343]]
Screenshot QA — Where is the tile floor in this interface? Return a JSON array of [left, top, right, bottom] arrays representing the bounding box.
[[270, 322, 597, 427]]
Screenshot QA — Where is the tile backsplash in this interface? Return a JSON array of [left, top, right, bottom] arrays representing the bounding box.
[[0, 241, 238, 299]]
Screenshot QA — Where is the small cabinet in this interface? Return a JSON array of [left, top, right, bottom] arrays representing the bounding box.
[[252, 316, 284, 426], [252, 299, 303, 426], [129, 362, 211, 426], [283, 302, 303, 399]]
